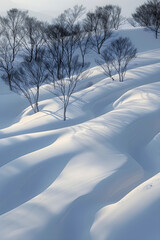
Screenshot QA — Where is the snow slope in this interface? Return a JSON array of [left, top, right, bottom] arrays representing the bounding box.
[[0, 27, 160, 240]]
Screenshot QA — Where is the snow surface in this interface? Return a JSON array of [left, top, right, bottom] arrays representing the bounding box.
[[0, 27, 160, 240]]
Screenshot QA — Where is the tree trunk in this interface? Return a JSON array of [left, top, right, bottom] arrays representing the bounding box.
[[155, 29, 158, 39], [82, 54, 85, 68], [63, 105, 67, 121], [8, 74, 12, 91], [35, 86, 40, 112], [29, 48, 33, 62], [97, 47, 101, 54]]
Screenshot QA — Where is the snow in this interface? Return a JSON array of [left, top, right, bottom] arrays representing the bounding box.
[[91, 173, 160, 240], [0, 27, 160, 240]]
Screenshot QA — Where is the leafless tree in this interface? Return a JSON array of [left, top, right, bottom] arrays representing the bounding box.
[[12, 50, 49, 113], [44, 5, 85, 80], [97, 37, 137, 82], [76, 24, 92, 67], [22, 16, 46, 62], [0, 37, 14, 90], [44, 24, 69, 81], [56, 6, 86, 75], [84, 6, 112, 54], [127, 17, 139, 27], [57, 5, 85, 30], [48, 55, 89, 121], [44, 6, 90, 120], [107, 5, 125, 30], [132, 0, 160, 38], [0, 8, 28, 62]]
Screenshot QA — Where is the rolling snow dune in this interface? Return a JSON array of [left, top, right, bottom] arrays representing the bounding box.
[[0, 27, 160, 240], [91, 173, 160, 240]]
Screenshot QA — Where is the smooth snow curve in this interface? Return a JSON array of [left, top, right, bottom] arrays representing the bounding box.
[[0, 27, 160, 240]]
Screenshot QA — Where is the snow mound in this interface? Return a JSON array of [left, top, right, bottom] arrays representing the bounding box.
[[91, 173, 160, 240], [0, 27, 160, 240]]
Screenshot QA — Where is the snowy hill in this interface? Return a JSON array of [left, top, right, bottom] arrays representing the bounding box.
[[0, 27, 160, 240]]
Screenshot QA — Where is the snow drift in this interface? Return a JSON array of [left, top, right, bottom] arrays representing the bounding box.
[[0, 27, 160, 240]]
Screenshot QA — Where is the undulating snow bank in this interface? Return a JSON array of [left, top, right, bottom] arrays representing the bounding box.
[[91, 173, 160, 240], [0, 27, 160, 240]]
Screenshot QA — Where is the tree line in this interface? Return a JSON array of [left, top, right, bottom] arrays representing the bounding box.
[[0, 0, 158, 120]]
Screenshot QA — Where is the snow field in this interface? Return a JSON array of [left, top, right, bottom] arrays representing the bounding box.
[[0, 27, 160, 240]]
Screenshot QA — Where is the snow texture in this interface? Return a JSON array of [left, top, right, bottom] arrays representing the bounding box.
[[0, 27, 160, 240]]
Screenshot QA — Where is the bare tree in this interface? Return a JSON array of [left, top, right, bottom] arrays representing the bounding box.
[[44, 6, 90, 120], [132, 0, 160, 38], [43, 5, 91, 120], [97, 37, 137, 82], [107, 5, 125, 30], [84, 6, 112, 54], [0, 37, 14, 90], [44, 5, 85, 80], [48, 55, 89, 121], [56, 6, 86, 75], [44, 24, 69, 81], [57, 5, 85, 30], [0, 8, 28, 62], [12, 50, 49, 113], [76, 24, 92, 67], [22, 16, 46, 62], [127, 17, 139, 27]]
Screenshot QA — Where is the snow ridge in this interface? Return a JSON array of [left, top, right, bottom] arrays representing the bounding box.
[[0, 27, 160, 240]]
